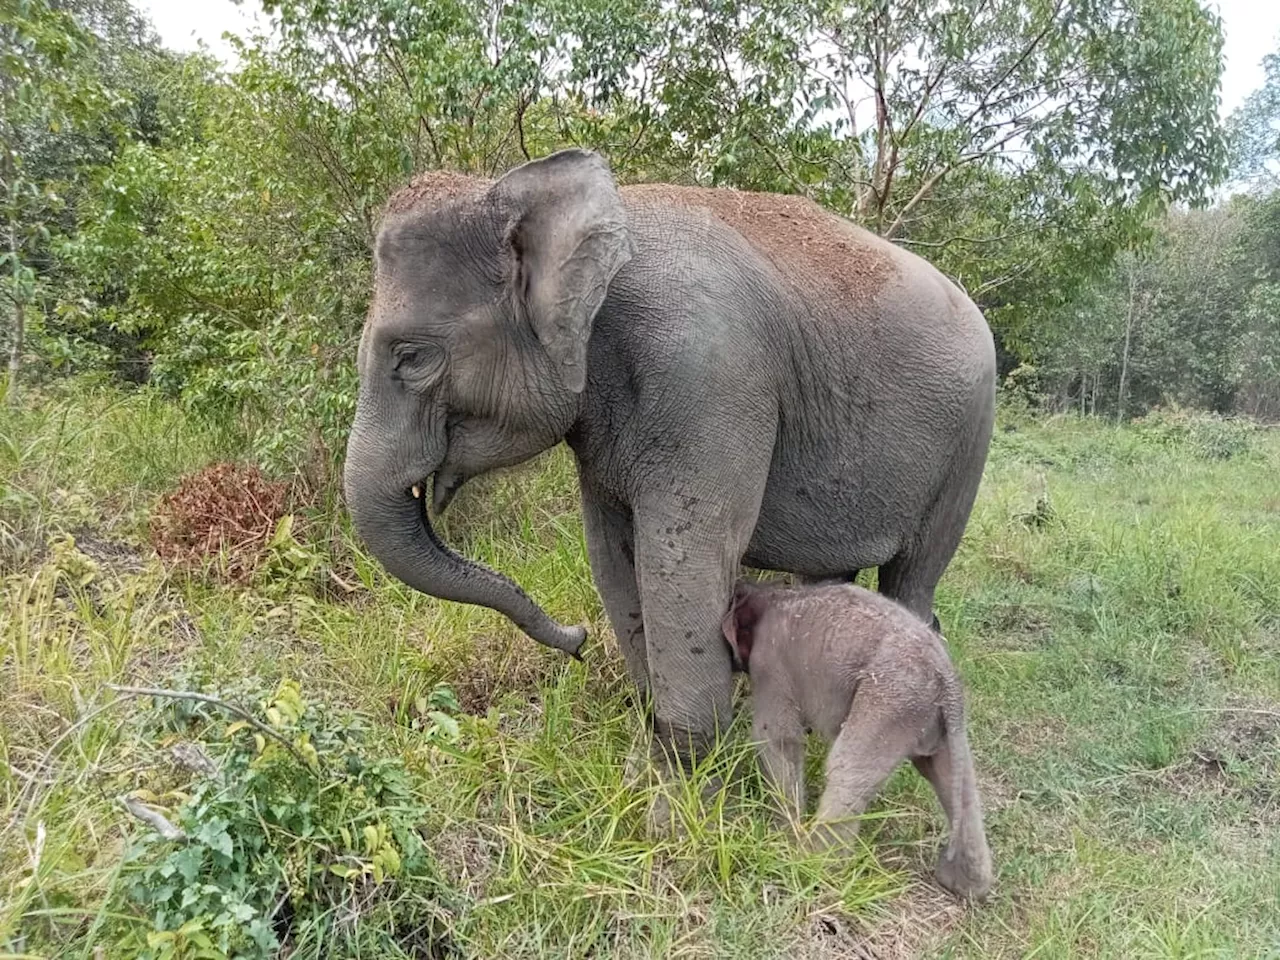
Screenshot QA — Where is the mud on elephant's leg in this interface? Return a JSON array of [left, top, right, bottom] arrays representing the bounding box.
[[630, 499, 757, 837], [581, 493, 648, 698]]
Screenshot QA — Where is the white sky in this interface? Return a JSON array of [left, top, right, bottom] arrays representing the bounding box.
[[136, 0, 1279, 118]]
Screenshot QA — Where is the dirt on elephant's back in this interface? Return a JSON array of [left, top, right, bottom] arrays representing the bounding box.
[[382, 170, 490, 218], [622, 184, 897, 302]]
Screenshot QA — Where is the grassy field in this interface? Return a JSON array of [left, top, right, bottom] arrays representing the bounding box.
[[2, 381, 1278, 958]]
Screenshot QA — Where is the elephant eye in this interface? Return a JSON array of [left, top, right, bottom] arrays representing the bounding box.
[[392, 341, 445, 388]]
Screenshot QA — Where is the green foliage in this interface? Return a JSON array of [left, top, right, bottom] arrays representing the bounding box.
[[116, 677, 459, 959], [1, 0, 114, 400], [9, 0, 1244, 447], [631, 0, 1229, 342], [1023, 186, 1280, 420], [1227, 46, 1280, 188], [1130, 408, 1261, 461]]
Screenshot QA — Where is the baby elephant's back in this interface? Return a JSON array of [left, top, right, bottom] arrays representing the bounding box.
[[804, 583, 951, 671], [775, 584, 955, 738]]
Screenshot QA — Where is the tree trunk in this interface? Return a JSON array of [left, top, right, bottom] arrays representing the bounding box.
[[5, 300, 20, 407], [1117, 262, 1137, 423]]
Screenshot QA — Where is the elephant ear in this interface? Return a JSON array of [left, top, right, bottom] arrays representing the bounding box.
[[721, 586, 758, 671], [492, 149, 633, 393]]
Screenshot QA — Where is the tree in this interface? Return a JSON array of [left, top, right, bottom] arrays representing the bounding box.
[[637, 0, 1227, 350], [22, 0, 1244, 464], [1227, 43, 1280, 188], [0, 0, 116, 401]]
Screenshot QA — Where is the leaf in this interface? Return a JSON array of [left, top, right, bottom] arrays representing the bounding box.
[[178, 916, 207, 936], [230, 901, 255, 921], [429, 711, 460, 741], [381, 844, 401, 876], [269, 513, 294, 548], [428, 684, 461, 713], [195, 819, 233, 859]]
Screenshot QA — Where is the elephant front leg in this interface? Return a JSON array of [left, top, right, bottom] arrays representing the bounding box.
[[581, 493, 649, 698], [632, 494, 760, 833]]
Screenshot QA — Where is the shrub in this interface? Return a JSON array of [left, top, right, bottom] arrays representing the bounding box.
[[114, 678, 462, 959], [1133, 408, 1261, 460]]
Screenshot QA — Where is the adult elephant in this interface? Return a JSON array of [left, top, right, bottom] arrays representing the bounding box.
[[343, 149, 995, 794]]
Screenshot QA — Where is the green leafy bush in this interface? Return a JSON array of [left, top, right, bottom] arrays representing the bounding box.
[[115, 679, 461, 959], [1133, 408, 1261, 460]]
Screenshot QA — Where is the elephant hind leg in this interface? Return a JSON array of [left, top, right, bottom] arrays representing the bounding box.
[[809, 689, 931, 851], [877, 539, 950, 628], [879, 401, 993, 628]]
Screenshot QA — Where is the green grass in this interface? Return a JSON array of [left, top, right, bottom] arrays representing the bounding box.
[[2, 383, 1279, 958]]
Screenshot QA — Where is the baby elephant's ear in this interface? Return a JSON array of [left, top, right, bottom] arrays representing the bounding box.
[[721, 600, 746, 668]]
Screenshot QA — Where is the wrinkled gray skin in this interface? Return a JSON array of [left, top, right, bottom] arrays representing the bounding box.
[[343, 148, 996, 787], [722, 580, 994, 900]]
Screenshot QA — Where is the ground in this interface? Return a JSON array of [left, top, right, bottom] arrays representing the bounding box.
[[1, 382, 1278, 958]]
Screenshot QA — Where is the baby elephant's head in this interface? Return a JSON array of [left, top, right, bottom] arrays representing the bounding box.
[[721, 581, 770, 672]]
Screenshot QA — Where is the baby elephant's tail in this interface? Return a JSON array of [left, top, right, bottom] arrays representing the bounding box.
[[936, 673, 994, 900]]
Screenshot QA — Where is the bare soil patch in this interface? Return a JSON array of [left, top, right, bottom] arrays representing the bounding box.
[[788, 883, 965, 960], [446, 632, 550, 715]]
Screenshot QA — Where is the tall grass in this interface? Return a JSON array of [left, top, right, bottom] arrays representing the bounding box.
[[2, 385, 1278, 957]]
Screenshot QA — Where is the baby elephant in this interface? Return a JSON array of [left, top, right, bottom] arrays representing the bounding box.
[[722, 580, 994, 900]]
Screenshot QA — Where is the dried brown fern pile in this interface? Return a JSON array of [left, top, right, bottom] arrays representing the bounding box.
[[150, 462, 290, 583]]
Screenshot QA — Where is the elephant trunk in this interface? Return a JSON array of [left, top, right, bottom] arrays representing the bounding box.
[[343, 441, 586, 659]]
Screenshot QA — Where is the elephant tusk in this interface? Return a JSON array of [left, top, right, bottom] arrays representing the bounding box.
[[411, 485, 422, 499]]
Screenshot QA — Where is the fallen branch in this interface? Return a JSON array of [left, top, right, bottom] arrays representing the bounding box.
[[106, 684, 313, 769], [169, 741, 219, 778], [119, 795, 186, 842], [327, 569, 359, 594]]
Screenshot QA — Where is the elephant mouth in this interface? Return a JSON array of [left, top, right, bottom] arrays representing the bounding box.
[[409, 473, 463, 517]]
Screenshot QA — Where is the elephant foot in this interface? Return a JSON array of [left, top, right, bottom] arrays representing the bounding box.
[[934, 839, 994, 901], [802, 817, 861, 855], [624, 736, 730, 839], [769, 807, 806, 843], [645, 787, 686, 840], [622, 737, 650, 789], [644, 774, 728, 839]]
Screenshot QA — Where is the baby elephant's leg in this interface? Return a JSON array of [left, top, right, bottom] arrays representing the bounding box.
[[751, 690, 807, 834], [912, 729, 994, 899], [809, 692, 927, 852]]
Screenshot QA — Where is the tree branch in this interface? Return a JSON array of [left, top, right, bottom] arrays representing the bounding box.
[[119, 794, 186, 841], [961, 0, 1066, 130], [105, 684, 314, 769], [895, 228, 1034, 250]]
